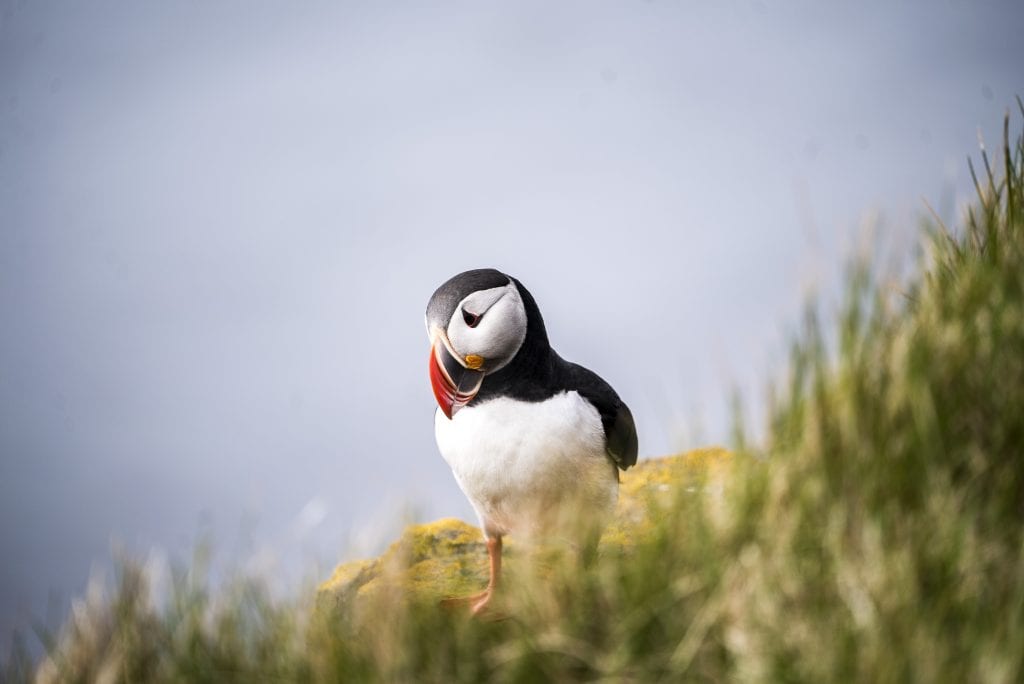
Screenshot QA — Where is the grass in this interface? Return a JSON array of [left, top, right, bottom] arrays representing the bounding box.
[[7, 101, 1024, 682]]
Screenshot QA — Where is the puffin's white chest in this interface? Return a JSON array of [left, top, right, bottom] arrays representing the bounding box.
[[434, 390, 617, 539]]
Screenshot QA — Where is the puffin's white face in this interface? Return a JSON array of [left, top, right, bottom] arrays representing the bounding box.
[[425, 271, 529, 419], [445, 282, 527, 375]]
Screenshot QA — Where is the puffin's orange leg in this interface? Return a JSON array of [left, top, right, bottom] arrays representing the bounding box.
[[470, 535, 502, 614], [441, 534, 502, 614]]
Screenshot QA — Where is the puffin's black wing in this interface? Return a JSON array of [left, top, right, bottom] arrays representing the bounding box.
[[604, 402, 638, 471], [559, 360, 638, 471]]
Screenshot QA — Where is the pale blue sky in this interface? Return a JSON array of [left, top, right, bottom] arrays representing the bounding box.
[[1, 0, 1021, 655]]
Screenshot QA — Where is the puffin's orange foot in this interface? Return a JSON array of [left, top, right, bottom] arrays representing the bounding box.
[[439, 589, 489, 611], [469, 589, 493, 615], [439, 589, 504, 618]]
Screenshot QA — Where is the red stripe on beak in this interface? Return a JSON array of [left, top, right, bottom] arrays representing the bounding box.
[[429, 340, 484, 419], [429, 343, 456, 418]]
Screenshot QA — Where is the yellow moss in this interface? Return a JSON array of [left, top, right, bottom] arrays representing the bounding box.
[[603, 447, 732, 548], [405, 555, 488, 596], [320, 558, 378, 596], [391, 517, 484, 563], [619, 446, 731, 498]]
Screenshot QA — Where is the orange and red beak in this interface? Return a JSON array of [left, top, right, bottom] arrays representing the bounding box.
[[429, 336, 485, 419]]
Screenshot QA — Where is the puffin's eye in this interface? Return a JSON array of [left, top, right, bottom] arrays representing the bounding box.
[[462, 309, 482, 328]]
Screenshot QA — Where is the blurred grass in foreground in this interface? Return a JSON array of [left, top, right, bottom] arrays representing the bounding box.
[[8, 103, 1024, 682]]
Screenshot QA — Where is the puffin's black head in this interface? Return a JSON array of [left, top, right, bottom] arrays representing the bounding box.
[[425, 268, 531, 418]]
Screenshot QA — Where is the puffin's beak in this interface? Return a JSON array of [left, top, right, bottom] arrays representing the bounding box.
[[429, 335, 484, 419]]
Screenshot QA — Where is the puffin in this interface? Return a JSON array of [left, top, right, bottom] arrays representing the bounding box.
[[425, 268, 638, 613]]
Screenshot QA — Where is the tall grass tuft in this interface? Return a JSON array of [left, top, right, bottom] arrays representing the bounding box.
[[12, 103, 1024, 682]]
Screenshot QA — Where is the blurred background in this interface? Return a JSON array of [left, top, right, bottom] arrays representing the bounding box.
[[1, 0, 1021, 655]]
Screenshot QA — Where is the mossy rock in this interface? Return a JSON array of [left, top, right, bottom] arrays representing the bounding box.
[[317, 448, 730, 617]]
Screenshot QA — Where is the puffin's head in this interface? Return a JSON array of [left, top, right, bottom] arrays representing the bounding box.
[[425, 268, 528, 419]]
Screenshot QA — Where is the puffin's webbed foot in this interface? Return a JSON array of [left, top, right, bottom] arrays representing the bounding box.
[[439, 588, 493, 615]]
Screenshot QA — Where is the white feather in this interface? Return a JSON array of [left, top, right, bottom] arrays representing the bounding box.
[[434, 391, 617, 542]]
